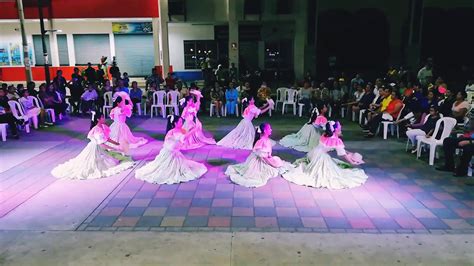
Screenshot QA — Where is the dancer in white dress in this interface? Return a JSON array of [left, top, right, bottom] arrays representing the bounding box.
[[282, 121, 368, 189], [51, 111, 134, 180], [109, 95, 148, 149], [279, 103, 328, 152], [226, 123, 292, 187], [135, 115, 208, 184], [217, 97, 273, 149], [180, 91, 216, 150]]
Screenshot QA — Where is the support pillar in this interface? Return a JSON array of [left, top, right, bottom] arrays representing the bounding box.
[[49, 19, 60, 67], [158, 0, 170, 76], [293, 0, 307, 80], [228, 0, 241, 68]]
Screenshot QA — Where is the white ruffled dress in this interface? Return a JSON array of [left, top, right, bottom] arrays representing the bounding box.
[[135, 129, 208, 184], [51, 124, 134, 180], [109, 106, 148, 149], [217, 104, 261, 150], [225, 137, 292, 187]]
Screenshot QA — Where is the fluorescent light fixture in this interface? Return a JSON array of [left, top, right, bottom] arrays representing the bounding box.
[[0, 19, 19, 23], [66, 19, 86, 21], [100, 18, 152, 21]]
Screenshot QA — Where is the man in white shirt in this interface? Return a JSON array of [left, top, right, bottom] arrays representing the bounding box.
[[417, 60, 433, 87], [81, 84, 98, 115]]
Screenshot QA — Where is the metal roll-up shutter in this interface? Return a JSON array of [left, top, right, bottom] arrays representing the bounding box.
[[57, 34, 69, 66], [33, 35, 50, 66], [73, 34, 110, 65], [114, 34, 154, 76]]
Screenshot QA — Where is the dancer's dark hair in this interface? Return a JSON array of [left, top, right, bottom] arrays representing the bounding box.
[[113, 96, 123, 108], [307, 102, 326, 124], [181, 95, 193, 108], [166, 115, 182, 133], [253, 122, 269, 146], [324, 121, 339, 138], [90, 109, 104, 129]]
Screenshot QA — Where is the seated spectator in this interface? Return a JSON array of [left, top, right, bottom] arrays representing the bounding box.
[[0, 88, 26, 139], [329, 80, 346, 118], [451, 91, 470, 123], [364, 89, 403, 138], [96, 64, 106, 86], [165, 72, 176, 91], [145, 82, 157, 111], [344, 83, 365, 114], [298, 81, 313, 115], [26, 81, 38, 97], [257, 82, 271, 107], [210, 83, 224, 117], [19, 89, 51, 127], [145, 68, 164, 91], [84, 62, 97, 84], [425, 90, 438, 112], [352, 84, 375, 113], [129, 81, 143, 114], [122, 72, 130, 88], [80, 84, 98, 115], [52, 70, 67, 97], [180, 83, 190, 99], [361, 87, 385, 125], [6, 85, 19, 100], [115, 79, 129, 94], [437, 118, 474, 177], [68, 67, 85, 115], [405, 105, 441, 153], [42, 84, 68, 116], [225, 83, 239, 115], [438, 88, 456, 117]]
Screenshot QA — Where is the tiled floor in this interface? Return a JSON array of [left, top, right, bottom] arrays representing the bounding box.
[[2, 115, 473, 234]]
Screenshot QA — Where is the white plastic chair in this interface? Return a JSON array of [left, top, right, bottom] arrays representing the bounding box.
[[8, 100, 30, 133], [209, 102, 224, 117], [276, 87, 288, 110], [224, 102, 239, 117], [151, 91, 166, 118], [18, 98, 39, 129], [380, 104, 405, 140], [165, 90, 180, 116], [359, 109, 367, 124], [416, 117, 457, 166], [102, 91, 113, 117], [0, 123, 7, 141], [282, 89, 297, 115], [35, 96, 56, 123]]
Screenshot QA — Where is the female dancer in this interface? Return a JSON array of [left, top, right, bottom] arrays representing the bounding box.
[[109, 95, 148, 149], [225, 122, 292, 187], [180, 90, 216, 150], [135, 115, 207, 184], [279, 103, 328, 152], [282, 121, 368, 189], [51, 111, 134, 180], [217, 97, 273, 149]]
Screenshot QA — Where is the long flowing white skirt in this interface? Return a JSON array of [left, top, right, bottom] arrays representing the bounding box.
[[135, 148, 207, 184], [181, 119, 216, 150], [109, 121, 148, 149], [225, 153, 292, 188], [279, 124, 321, 152], [51, 142, 134, 180], [282, 148, 368, 189], [217, 119, 255, 150]]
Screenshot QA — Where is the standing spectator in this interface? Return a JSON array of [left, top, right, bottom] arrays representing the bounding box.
[[229, 62, 239, 81], [165, 73, 176, 91], [329, 80, 344, 118], [0, 88, 25, 139], [122, 72, 130, 88], [437, 119, 474, 177], [129, 81, 143, 114], [109, 61, 121, 85], [465, 79, 474, 92], [52, 70, 67, 97], [225, 82, 239, 116], [210, 83, 224, 117], [84, 62, 97, 84], [96, 64, 106, 86], [146, 68, 164, 91], [215, 64, 227, 86], [451, 91, 470, 123], [80, 84, 98, 115], [417, 60, 434, 87], [68, 67, 85, 115]]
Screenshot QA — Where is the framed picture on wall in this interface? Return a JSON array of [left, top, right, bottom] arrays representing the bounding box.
[[0, 43, 9, 66]]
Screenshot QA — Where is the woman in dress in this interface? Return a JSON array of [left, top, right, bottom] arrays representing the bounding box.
[[135, 115, 207, 184], [225, 123, 292, 187], [51, 111, 134, 180], [282, 121, 368, 189], [109, 95, 148, 149], [279, 103, 328, 152], [180, 91, 216, 150], [217, 97, 273, 150]]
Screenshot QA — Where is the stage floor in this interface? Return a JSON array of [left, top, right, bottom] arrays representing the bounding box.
[[1, 115, 473, 234]]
